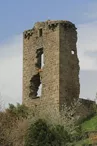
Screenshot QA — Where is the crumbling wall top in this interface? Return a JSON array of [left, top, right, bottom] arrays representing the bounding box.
[[46, 20, 75, 26], [23, 20, 76, 39]]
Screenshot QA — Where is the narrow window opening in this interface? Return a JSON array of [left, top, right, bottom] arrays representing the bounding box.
[[39, 28, 42, 37], [71, 50, 75, 55], [35, 48, 43, 69], [41, 53, 44, 68]]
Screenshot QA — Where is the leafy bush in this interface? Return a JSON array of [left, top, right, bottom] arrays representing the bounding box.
[[25, 119, 71, 146]]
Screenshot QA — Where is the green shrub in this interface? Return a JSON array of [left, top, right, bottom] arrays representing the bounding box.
[[6, 103, 28, 119], [25, 119, 71, 146], [0, 103, 29, 146], [70, 125, 83, 142]]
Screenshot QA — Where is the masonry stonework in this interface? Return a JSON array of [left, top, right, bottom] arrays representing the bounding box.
[[23, 20, 94, 120]]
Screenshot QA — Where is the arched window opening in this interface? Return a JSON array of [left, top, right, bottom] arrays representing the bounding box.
[[71, 50, 75, 55]]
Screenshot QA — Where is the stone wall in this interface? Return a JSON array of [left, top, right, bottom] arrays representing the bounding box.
[[59, 23, 80, 108], [23, 20, 94, 122], [23, 21, 60, 114]]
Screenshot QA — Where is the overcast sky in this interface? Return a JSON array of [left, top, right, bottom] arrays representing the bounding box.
[[0, 0, 97, 108]]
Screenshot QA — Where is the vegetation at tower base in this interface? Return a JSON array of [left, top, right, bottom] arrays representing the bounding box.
[[0, 103, 29, 146], [0, 101, 97, 146], [25, 119, 71, 146]]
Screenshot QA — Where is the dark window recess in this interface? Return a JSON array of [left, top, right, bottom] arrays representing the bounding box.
[[29, 48, 44, 99], [29, 73, 41, 98], [35, 48, 43, 69], [39, 28, 42, 37]]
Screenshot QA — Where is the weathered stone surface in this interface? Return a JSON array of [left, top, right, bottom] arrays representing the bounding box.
[[23, 20, 95, 122]]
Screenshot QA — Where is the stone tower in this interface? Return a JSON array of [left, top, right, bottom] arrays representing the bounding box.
[[23, 20, 80, 114]]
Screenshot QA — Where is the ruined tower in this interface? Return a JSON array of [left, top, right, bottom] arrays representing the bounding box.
[[23, 20, 80, 114]]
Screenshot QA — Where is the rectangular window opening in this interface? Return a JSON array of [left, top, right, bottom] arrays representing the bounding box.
[[35, 48, 44, 69], [39, 28, 42, 37], [41, 53, 44, 69]]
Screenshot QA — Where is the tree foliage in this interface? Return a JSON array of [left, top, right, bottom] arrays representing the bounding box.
[[25, 119, 71, 146]]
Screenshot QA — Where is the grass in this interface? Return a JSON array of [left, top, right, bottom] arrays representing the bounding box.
[[74, 138, 92, 146], [81, 114, 97, 132], [73, 114, 97, 145]]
